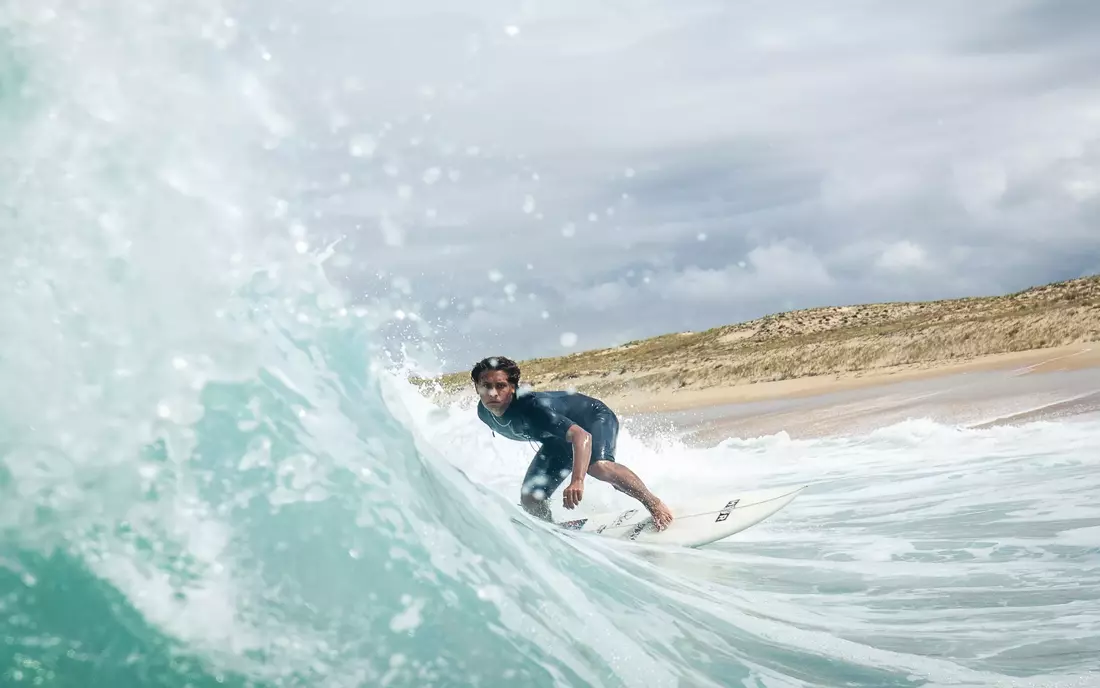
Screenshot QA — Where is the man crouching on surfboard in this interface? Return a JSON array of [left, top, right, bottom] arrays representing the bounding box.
[[472, 356, 674, 531]]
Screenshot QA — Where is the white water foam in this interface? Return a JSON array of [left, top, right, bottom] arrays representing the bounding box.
[[390, 373, 1100, 684]]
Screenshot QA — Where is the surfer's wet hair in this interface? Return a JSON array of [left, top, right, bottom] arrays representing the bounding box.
[[471, 356, 521, 387]]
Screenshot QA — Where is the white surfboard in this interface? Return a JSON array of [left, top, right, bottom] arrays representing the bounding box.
[[555, 484, 808, 547]]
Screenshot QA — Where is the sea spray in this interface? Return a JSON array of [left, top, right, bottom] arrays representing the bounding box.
[[3, 1, 1100, 686]]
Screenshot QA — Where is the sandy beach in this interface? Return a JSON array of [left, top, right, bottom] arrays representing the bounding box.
[[419, 275, 1100, 441], [633, 345, 1100, 443], [609, 343, 1100, 414]]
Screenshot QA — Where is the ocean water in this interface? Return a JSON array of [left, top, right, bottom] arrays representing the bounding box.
[[3, 3, 1100, 687]]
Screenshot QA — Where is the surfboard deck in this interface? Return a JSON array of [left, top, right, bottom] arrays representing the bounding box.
[[555, 484, 807, 547]]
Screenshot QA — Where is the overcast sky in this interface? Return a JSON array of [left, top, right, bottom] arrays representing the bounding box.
[[255, 0, 1100, 369]]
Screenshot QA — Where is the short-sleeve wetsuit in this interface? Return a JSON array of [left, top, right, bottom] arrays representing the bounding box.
[[477, 390, 619, 500]]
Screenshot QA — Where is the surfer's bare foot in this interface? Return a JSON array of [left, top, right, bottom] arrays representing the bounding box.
[[648, 500, 673, 531], [586, 460, 671, 529]]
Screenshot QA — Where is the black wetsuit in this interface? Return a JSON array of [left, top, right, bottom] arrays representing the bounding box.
[[477, 390, 619, 500]]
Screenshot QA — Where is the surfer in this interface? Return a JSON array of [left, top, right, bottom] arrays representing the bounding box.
[[472, 356, 674, 531]]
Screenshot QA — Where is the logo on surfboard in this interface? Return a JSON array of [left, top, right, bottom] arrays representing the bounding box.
[[714, 499, 740, 522], [596, 509, 637, 534]]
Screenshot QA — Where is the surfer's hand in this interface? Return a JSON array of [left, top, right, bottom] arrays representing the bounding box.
[[563, 479, 584, 510]]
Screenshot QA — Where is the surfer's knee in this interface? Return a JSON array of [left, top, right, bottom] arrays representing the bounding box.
[[587, 460, 615, 481], [520, 473, 553, 504], [520, 489, 546, 507], [520, 480, 552, 511]]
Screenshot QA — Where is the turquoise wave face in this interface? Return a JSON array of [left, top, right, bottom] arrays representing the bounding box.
[[3, 4, 1100, 687]]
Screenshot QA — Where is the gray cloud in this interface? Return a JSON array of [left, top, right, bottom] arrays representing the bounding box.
[[231, 0, 1100, 368]]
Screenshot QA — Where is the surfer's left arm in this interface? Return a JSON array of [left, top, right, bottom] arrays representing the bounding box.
[[562, 424, 591, 510]]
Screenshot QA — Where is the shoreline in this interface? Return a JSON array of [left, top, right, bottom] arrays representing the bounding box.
[[606, 343, 1100, 414], [629, 344, 1100, 443]]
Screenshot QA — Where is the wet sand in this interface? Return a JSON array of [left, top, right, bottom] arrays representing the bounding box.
[[639, 361, 1100, 444], [612, 344, 1100, 414]]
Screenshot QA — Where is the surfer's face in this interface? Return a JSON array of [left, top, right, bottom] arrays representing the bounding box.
[[475, 370, 515, 415]]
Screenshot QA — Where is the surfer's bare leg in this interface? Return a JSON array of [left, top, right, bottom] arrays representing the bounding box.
[[587, 461, 674, 530]]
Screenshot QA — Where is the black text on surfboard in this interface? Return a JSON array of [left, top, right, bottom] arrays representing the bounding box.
[[715, 499, 740, 522]]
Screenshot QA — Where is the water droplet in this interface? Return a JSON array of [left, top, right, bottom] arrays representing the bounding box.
[[561, 223, 576, 238], [329, 111, 350, 132], [522, 195, 536, 214], [560, 332, 578, 347], [504, 25, 520, 37], [488, 270, 503, 282], [348, 134, 376, 158], [380, 213, 404, 247]]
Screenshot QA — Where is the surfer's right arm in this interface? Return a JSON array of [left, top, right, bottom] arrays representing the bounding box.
[[562, 424, 592, 510]]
